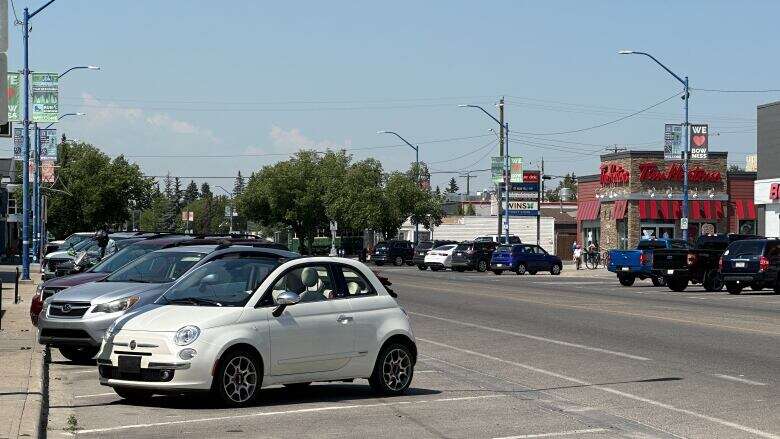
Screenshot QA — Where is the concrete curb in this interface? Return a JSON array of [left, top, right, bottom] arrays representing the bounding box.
[[14, 341, 46, 439]]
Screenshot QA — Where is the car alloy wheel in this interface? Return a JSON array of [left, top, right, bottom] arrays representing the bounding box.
[[551, 264, 561, 275], [516, 263, 527, 275], [383, 348, 412, 391], [394, 256, 404, 266], [221, 354, 258, 405], [477, 260, 487, 272]]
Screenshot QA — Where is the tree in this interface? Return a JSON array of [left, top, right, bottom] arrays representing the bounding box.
[[446, 177, 459, 193], [233, 171, 245, 197], [183, 180, 199, 205], [200, 182, 212, 199], [174, 177, 182, 209], [185, 195, 229, 235], [728, 164, 744, 172], [47, 142, 155, 237], [545, 173, 578, 202], [434, 185, 441, 196], [465, 203, 476, 216]]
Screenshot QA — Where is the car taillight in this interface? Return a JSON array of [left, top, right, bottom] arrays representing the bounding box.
[[759, 256, 769, 272], [639, 252, 648, 265], [718, 256, 724, 271], [687, 253, 697, 266]]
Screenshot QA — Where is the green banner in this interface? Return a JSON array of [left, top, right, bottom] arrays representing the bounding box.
[[491, 156, 503, 184], [31, 72, 59, 123], [492, 156, 523, 184], [7, 72, 21, 122]]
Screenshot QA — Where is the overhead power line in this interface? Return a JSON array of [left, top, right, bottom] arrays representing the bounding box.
[[693, 87, 780, 93]]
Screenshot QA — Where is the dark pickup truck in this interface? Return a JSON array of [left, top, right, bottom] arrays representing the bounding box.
[[652, 234, 760, 292]]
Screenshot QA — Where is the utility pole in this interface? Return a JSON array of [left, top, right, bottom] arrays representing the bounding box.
[[460, 172, 475, 196], [497, 97, 505, 237], [537, 159, 543, 245]]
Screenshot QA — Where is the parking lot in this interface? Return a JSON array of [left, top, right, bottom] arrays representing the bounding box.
[[45, 265, 780, 439]]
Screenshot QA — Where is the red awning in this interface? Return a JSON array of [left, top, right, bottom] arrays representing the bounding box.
[[689, 200, 701, 220], [734, 199, 757, 220], [577, 201, 600, 221], [613, 200, 628, 220], [690, 200, 723, 220], [639, 200, 660, 219]]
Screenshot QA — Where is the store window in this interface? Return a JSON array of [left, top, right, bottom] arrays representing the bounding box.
[[617, 220, 628, 250], [582, 226, 600, 249], [7, 197, 16, 215], [738, 220, 756, 235], [640, 223, 676, 240]]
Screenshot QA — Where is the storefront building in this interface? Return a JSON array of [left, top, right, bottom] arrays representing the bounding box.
[[577, 151, 756, 250], [756, 101, 780, 237]]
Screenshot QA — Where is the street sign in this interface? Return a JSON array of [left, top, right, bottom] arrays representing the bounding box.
[[13, 126, 23, 159], [0, 3, 7, 124], [31, 72, 59, 123], [690, 124, 709, 159], [329, 221, 338, 232], [680, 217, 689, 230], [38, 128, 58, 160], [7, 72, 20, 122], [664, 123, 683, 160], [503, 200, 539, 216], [522, 170, 540, 183]]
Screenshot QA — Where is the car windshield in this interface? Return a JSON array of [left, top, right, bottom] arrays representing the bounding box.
[[726, 241, 765, 257], [434, 244, 456, 251], [90, 243, 163, 274], [474, 237, 493, 243], [64, 234, 89, 248], [496, 245, 513, 252], [416, 242, 433, 250], [104, 251, 206, 283], [159, 257, 282, 307], [697, 238, 729, 251], [455, 243, 472, 251]]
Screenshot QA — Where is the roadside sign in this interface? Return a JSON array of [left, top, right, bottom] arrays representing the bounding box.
[[522, 170, 540, 183], [509, 157, 523, 183], [504, 200, 539, 216], [7, 72, 21, 122], [31, 72, 59, 123], [329, 221, 338, 232], [690, 124, 709, 159], [13, 126, 23, 159], [38, 128, 58, 161], [500, 182, 539, 192], [664, 124, 683, 160], [491, 157, 503, 184], [680, 217, 689, 230]]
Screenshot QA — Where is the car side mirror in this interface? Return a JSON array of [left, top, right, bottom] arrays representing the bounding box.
[[272, 291, 301, 317]]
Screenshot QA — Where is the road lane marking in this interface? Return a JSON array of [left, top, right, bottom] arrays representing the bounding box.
[[418, 338, 780, 439], [493, 429, 608, 439], [410, 311, 650, 361], [74, 392, 116, 399], [74, 394, 504, 434], [710, 374, 767, 386]]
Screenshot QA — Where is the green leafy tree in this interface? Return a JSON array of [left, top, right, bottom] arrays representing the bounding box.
[[545, 173, 578, 202], [185, 195, 229, 234], [465, 203, 476, 216]]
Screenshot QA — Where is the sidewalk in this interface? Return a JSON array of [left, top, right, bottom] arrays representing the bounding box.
[[0, 267, 44, 439]]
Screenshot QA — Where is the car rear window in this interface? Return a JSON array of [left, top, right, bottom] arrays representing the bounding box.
[[375, 242, 388, 250], [636, 240, 668, 250], [455, 243, 473, 251], [726, 240, 766, 257], [496, 245, 513, 252], [415, 242, 433, 251]]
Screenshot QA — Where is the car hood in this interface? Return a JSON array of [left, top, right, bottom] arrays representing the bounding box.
[[117, 304, 244, 332], [49, 281, 170, 304], [42, 272, 109, 288], [48, 240, 65, 246], [45, 249, 75, 260]]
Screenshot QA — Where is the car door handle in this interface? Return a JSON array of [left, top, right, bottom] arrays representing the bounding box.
[[337, 315, 354, 324]]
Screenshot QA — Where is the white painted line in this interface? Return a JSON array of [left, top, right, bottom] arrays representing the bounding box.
[[75, 394, 503, 434], [711, 374, 767, 386], [493, 428, 608, 439], [414, 370, 439, 373], [410, 312, 650, 361], [71, 369, 98, 375], [74, 392, 116, 399], [418, 338, 780, 439]]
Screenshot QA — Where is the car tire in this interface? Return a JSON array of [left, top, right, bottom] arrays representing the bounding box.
[[726, 282, 742, 295], [774, 277, 780, 294], [212, 348, 262, 407], [393, 256, 404, 266], [651, 276, 666, 287], [369, 343, 414, 396], [515, 263, 527, 275], [283, 382, 312, 391], [492, 270, 503, 275], [417, 264, 427, 271], [667, 277, 688, 292], [550, 264, 562, 275], [476, 260, 488, 272], [58, 346, 99, 364], [703, 270, 723, 292], [618, 273, 636, 287], [113, 387, 155, 402]]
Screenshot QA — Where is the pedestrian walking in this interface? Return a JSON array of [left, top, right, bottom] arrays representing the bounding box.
[[573, 243, 583, 270]]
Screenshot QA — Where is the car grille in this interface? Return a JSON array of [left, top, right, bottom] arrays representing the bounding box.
[[49, 301, 91, 317], [39, 328, 91, 339], [99, 365, 175, 382], [41, 287, 66, 301]]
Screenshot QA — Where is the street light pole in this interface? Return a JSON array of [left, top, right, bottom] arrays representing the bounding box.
[[377, 130, 420, 245], [619, 50, 690, 242], [215, 185, 235, 233]]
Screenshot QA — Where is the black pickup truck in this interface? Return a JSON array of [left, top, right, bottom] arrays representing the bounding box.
[[652, 234, 760, 292]]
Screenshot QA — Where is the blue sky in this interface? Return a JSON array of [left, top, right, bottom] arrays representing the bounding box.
[[7, 0, 779, 191]]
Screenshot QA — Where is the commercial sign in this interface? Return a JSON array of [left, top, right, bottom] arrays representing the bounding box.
[[600, 163, 630, 185], [181, 211, 194, 221], [7, 72, 21, 122], [13, 126, 23, 159], [770, 183, 780, 201], [491, 157, 503, 184], [522, 170, 540, 183], [638, 162, 720, 183], [31, 72, 59, 123], [690, 124, 709, 159], [664, 124, 683, 160], [38, 128, 58, 160], [504, 200, 539, 216]]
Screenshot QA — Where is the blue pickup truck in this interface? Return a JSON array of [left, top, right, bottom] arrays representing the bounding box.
[[608, 238, 689, 287]]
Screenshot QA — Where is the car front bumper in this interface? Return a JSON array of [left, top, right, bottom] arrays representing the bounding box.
[[37, 308, 122, 348]]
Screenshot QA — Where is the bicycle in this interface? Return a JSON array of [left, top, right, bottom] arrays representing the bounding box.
[[584, 251, 601, 269]]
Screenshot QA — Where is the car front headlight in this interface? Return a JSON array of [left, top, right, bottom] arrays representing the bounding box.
[[92, 295, 140, 313], [174, 325, 200, 346]]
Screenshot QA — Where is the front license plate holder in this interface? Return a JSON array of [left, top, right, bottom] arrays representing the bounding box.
[[118, 355, 141, 375], [621, 267, 630, 271]]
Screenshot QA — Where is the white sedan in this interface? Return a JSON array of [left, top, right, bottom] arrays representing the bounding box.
[[97, 255, 416, 407], [423, 244, 458, 271]]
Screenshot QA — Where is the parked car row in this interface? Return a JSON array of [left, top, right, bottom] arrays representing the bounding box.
[[33, 233, 417, 406]]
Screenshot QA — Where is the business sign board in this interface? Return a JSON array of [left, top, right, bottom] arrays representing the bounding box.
[[522, 170, 540, 183], [664, 123, 683, 160], [31, 72, 59, 123], [7, 72, 20, 122], [690, 124, 709, 159], [38, 128, 58, 161], [500, 182, 539, 192], [491, 157, 503, 184], [504, 200, 539, 216], [13, 126, 23, 159]]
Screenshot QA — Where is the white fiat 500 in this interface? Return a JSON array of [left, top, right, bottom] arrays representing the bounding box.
[[97, 255, 416, 406]]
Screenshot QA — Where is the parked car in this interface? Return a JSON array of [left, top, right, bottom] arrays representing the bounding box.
[[42, 233, 137, 280], [44, 232, 93, 256], [720, 238, 780, 294], [413, 240, 457, 270], [653, 234, 760, 292], [38, 243, 295, 363], [370, 240, 414, 266], [474, 234, 522, 244], [97, 257, 416, 406], [451, 241, 498, 272], [607, 238, 688, 287], [490, 243, 562, 275], [423, 244, 458, 271]]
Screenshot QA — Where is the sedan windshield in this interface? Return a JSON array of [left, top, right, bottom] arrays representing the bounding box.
[[90, 243, 162, 274], [434, 245, 456, 252], [104, 251, 205, 283], [64, 234, 90, 248], [70, 238, 95, 252], [160, 257, 282, 307]]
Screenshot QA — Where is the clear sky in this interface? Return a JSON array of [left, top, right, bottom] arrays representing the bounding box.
[[6, 0, 779, 192]]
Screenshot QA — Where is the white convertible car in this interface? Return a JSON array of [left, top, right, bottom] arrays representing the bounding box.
[[97, 253, 416, 407], [423, 244, 458, 271]]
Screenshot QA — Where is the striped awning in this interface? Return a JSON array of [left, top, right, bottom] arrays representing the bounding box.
[[733, 199, 756, 220], [613, 200, 628, 220], [639, 200, 682, 220], [577, 200, 600, 221], [689, 200, 724, 220]]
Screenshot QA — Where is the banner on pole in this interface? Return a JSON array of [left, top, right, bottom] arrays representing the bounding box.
[[41, 161, 55, 183], [31, 72, 59, 123], [492, 156, 523, 184], [13, 126, 23, 159], [38, 128, 58, 160], [690, 124, 709, 159], [7, 72, 20, 122], [664, 123, 683, 160], [491, 157, 503, 184]]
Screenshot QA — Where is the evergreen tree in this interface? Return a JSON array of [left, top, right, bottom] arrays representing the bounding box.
[[434, 185, 441, 196], [446, 177, 459, 193], [183, 180, 199, 205], [174, 177, 183, 210], [233, 171, 245, 196], [200, 182, 213, 199]]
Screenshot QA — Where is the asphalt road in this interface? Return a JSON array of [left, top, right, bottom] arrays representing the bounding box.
[[44, 266, 780, 439]]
